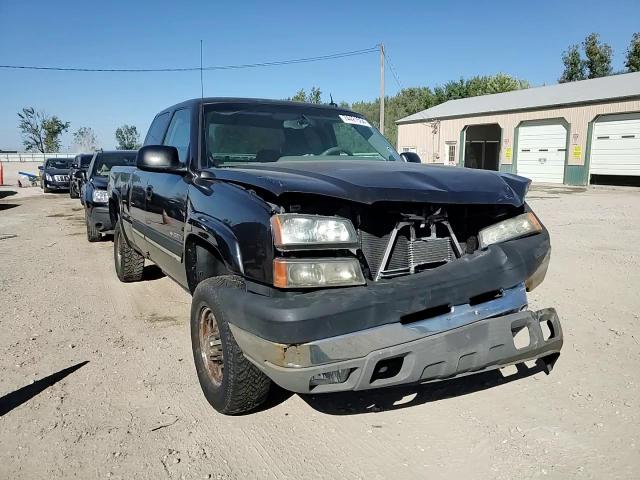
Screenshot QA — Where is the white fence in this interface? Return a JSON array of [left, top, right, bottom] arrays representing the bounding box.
[[0, 152, 76, 163]]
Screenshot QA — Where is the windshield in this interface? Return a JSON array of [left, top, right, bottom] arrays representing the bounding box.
[[90, 152, 136, 177], [202, 103, 401, 168], [47, 158, 72, 169]]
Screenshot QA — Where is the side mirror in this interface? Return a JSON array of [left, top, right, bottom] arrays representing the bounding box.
[[400, 152, 422, 163], [38, 165, 44, 172], [137, 145, 184, 173]]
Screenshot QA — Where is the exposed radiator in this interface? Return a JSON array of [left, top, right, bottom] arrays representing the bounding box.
[[360, 225, 456, 279]]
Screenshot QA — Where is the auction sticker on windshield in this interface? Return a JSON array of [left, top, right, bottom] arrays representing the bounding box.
[[339, 115, 371, 127]]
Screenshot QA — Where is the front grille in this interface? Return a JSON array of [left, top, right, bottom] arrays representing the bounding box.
[[54, 175, 70, 182], [360, 224, 456, 279]]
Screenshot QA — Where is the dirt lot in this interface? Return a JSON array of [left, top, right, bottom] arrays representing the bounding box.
[[1, 185, 639, 479]]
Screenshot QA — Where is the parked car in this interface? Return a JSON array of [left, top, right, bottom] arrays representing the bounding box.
[[83, 150, 136, 242], [69, 153, 95, 199], [109, 98, 563, 415], [40, 157, 73, 193]]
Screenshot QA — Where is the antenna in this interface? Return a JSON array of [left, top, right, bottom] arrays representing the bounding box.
[[329, 93, 337, 107], [200, 40, 204, 99]]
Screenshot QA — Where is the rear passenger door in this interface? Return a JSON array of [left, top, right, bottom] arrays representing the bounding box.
[[144, 108, 190, 284], [126, 112, 171, 251]]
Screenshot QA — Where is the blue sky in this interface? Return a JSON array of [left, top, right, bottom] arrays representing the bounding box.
[[1, 0, 639, 150]]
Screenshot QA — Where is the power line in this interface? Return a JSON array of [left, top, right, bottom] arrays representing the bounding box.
[[383, 49, 403, 90], [0, 46, 379, 73]]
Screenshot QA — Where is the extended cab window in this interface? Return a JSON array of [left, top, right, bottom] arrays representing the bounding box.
[[144, 112, 171, 146], [163, 109, 190, 163]]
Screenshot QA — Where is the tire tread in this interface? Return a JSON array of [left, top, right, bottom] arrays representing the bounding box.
[[114, 222, 144, 282], [191, 276, 271, 415]]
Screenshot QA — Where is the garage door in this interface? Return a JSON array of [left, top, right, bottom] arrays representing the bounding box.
[[517, 123, 567, 184], [590, 113, 640, 177]]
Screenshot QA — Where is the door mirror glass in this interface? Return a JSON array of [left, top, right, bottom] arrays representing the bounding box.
[[137, 145, 183, 173], [400, 151, 422, 163]]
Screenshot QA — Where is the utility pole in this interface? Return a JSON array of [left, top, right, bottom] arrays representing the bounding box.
[[379, 43, 385, 135], [200, 40, 204, 99]]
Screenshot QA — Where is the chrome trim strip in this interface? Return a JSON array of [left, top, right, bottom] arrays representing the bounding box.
[[131, 227, 145, 239], [146, 235, 182, 262], [131, 226, 181, 262]]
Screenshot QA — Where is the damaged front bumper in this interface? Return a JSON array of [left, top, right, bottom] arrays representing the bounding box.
[[223, 231, 561, 393], [230, 296, 563, 394]]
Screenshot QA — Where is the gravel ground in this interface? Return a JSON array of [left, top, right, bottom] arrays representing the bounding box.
[[1, 185, 639, 479]]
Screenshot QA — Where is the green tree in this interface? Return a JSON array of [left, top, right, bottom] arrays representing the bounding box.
[[559, 44, 586, 83], [289, 87, 323, 103], [625, 32, 640, 72], [115, 125, 141, 150], [17, 107, 46, 152], [17, 107, 70, 152], [308, 87, 322, 104], [583, 33, 613, 79], [291, 89, 307, 102], [43, 117, 71, 152]]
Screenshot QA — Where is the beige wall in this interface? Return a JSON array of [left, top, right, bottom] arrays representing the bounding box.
[[1, 161, 42, 186], [397, 98, 640, 167]]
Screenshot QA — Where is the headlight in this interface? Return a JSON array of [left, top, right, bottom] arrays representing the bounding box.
[[478, 212, 542, 249], [45, 174, 52, 181], [271, 214, 358, 250], [273, 258, 365, 288], [92, 189, 109, 204]]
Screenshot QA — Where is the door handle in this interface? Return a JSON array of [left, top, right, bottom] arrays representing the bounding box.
[[145, 185, 153, 201]]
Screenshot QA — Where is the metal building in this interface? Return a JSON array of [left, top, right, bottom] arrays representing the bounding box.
[[396, 72, 640, 185]]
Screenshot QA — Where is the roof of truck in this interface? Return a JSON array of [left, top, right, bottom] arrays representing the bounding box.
[[162, 97, 352, 113]]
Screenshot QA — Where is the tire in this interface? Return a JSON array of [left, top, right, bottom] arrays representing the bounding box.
[[86, 211, 101, 242], [113, 221, 144, 282], [43, 181, 51, 193], [69, 184, 78, 199], [191, 276, 271, 415]]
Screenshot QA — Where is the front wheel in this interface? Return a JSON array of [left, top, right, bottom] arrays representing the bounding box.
[[191, 276, 271, 415], [113, 221, 144, 282], [69, 184, 78, 199], [43, 181, 51, 193]]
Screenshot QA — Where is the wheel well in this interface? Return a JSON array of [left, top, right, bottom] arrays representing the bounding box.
[[185, 235, 230, 294], [109, 197, 119, 227]]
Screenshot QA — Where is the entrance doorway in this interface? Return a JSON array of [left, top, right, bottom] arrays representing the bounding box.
[[463, 124, 501, 170]]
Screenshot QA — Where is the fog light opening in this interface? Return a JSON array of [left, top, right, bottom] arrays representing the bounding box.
[[309, 368, 353, 388], [512, 325, 531, 350], [370, 356, 404, 383], [540, 320, 554, 341]]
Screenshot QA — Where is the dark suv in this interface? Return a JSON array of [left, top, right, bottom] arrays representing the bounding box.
[[41, 157, 73, 193], [69, 153, 94, 199], [83, 150, 136, 241]]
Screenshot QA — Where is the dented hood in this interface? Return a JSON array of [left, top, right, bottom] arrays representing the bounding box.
[[206, 160, 530, 206]]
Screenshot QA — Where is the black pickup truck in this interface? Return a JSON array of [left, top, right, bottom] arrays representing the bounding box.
[[83, 150, 136, 241], [69, 153, 94, 199], [108, 98, 563, 415]]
